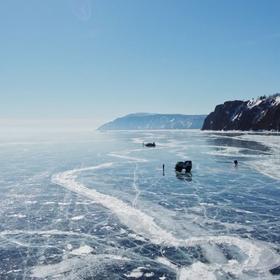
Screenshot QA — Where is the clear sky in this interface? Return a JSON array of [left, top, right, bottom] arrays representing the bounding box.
[[0, 0, 279, 128]]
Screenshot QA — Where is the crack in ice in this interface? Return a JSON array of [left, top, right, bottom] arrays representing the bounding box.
[[51, 162, 280, 279]]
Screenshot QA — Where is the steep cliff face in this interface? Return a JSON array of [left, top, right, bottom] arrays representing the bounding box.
[[98, 113, 206, 130], [202, 95, 280, 131]]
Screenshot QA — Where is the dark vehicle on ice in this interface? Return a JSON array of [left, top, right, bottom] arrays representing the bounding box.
[[175, 161, 192, 173]]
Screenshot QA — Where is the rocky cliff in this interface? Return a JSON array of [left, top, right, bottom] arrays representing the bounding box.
[[98, 113, 206, 130], [202, 94, 280, 131]]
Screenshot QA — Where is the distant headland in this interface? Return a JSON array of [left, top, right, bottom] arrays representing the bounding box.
[[98, 113, 206, 130]]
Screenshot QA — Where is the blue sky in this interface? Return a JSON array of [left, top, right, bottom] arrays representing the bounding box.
[[0, 0, 279, 127]]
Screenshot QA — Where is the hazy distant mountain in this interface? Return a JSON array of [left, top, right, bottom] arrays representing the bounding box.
[[202, 94, 280, 131], [98, 113, 206, 130]]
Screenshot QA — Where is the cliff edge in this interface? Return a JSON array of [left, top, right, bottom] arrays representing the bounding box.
[[202, 94, 280, 131]]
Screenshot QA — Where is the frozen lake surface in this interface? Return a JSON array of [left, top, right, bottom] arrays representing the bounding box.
[[0, 130, 279, 279]]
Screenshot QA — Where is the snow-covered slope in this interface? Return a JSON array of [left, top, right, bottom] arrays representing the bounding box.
[[202, 94, 280, 131], [98, 113, 206, 130]]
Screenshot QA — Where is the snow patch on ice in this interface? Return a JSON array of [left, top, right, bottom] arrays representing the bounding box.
[[178, 262, 216, 280], [108, 153, 148, 163], [144, 272, 154, 277], [43, 201, 55, 205], [124, 267, 145, 278], [8, 214, 26, 218], [31, 254, 129, 278], [128, 233, 146, 242], [70, 215, 84, 221], [70, 245, 93, 255]]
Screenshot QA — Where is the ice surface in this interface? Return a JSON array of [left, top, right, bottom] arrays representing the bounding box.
[[0, 130, 279, 279], [70, 245, 94, 255], [236, 134, 280, 180], [52, 163, 180, 246]]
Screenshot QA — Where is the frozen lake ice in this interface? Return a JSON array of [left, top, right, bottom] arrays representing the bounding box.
[[0, 130, 279, 279]]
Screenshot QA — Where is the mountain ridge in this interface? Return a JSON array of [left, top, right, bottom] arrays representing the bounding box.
[[98, 113, 206, 130]]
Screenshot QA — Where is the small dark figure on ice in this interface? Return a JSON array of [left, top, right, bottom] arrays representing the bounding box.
[[234, 160, 238, 167], [144, 142, 156, 148], [162, 164, 165, 176]]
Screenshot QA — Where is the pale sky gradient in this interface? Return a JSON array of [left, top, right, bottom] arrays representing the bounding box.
[[0, 0, 279, 128]]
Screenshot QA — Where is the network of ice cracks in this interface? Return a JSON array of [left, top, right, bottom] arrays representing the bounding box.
[[0, 131, 279, 279]]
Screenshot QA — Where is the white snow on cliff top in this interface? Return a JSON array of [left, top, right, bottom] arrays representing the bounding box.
[[247, 95, 280, 109], [247, 99, 263, 109], [275, 95, 280, 104]]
